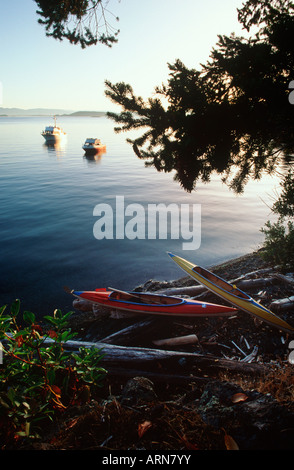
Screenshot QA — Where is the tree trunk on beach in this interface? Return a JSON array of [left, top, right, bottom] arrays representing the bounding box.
[[42, 337, 269, 377]]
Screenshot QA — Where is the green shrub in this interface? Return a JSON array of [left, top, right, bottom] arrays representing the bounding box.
[[260, 170, 294, 271], [0, 300, 106, 446]]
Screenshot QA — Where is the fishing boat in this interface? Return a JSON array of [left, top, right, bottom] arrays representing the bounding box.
[[167, 252, 294, 333], [66, 286, 237, 317], [41, 116, 66, 143], [82, 138, 106, 155]]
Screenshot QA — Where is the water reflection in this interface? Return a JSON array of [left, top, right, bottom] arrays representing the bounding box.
[[84, 153, 102, 165], [83, 148, 107, 165], [43, 140, 67, 158]]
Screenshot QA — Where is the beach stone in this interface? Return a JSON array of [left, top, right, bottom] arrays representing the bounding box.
[[198, 381, 245, 428], [120, 377, 157, 405]]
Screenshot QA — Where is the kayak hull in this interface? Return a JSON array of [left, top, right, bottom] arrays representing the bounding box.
[[72, 288, 237, 317], [168, 252, 294, 333]]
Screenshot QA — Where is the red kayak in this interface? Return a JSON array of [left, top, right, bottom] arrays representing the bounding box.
[[69, 286, 237, 317]]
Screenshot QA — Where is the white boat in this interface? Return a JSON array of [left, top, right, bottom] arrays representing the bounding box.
[[41, 116, 66, 143], [82, 138, 106, 155]]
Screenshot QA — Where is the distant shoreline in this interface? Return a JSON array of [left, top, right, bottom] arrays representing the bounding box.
[[0, 108, 107, 117]]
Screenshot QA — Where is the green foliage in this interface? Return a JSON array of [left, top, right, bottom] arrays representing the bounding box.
[[271, 170, 294, 218], [0, 301, 106, 446], [261, 219, 294, 269], [105, 1, 294, 192], [260, 170, 294, 271], [34, 0, 119, 48]]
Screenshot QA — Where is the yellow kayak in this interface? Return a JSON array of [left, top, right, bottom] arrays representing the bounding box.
[[168, 252, 294, 334]]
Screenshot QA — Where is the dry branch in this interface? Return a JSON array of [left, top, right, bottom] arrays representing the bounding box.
[[100, 319, 157, 344]]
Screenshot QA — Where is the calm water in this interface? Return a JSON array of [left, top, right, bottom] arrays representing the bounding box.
[[0, 116, 282, 316]]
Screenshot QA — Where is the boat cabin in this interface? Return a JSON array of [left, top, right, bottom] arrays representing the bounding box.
[[84, 138, 101, 145]]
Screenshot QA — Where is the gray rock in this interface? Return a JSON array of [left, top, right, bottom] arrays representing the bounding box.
[[120, 377, 158, 406]]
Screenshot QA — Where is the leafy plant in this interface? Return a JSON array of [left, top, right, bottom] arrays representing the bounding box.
[[0, 300, 107, 447]]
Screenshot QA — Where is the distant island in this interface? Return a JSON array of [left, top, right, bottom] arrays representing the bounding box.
[[0, 107, 107, 117], [65, 111, 106, 117]]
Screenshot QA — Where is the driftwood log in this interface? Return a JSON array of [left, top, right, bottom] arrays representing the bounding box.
[[158, 277, 278, 298], [153, 334, 198, 347], [270, 296, 294, 312], [40, 337, 268, 378], [273, 273, 294, 287]]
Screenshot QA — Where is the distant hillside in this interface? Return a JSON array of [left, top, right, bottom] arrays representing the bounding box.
[[0, 108, 106, 117], [0, 107, 73, 116], [67, 111, 106, 117]]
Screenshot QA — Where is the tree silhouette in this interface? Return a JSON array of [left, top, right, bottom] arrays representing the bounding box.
[[105, 0, 294, 192]]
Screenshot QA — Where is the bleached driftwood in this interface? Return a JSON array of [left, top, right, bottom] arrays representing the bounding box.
[[157, 277, 277, 298], [241, 346, 259, 363], [231, 267, 274, 282], [270, 296, 294, 312], [109, 310, 139, 319], [156, 285, 207, 297], [235, 277, 276, 291], [73, 298, 103, 314], [39, 337, 268, 376], [273, 273, 294, 287]]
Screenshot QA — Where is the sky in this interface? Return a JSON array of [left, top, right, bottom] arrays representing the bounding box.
[[0, 0, 248, 112]]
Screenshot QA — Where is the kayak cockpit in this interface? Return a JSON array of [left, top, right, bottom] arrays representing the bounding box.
[[192, 266, 250, 300], [109, 290, 184, 306]]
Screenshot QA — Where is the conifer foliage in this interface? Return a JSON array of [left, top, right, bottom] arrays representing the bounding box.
[[105, 0, 294, 192], [35, 0, 119, 48]]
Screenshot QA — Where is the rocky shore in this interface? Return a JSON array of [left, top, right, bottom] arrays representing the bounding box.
[[26, 251, 294, 450], [68, 250, 294, 364]]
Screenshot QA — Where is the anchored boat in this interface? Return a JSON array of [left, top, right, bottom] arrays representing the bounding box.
[[82, 138, 106, 155], [41, 116, 66, 143], [168, 252, 294, 333], [66, 286, 237, 317]]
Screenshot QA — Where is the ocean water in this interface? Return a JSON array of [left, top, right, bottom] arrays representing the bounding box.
[[0, 115, 282, 316]]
